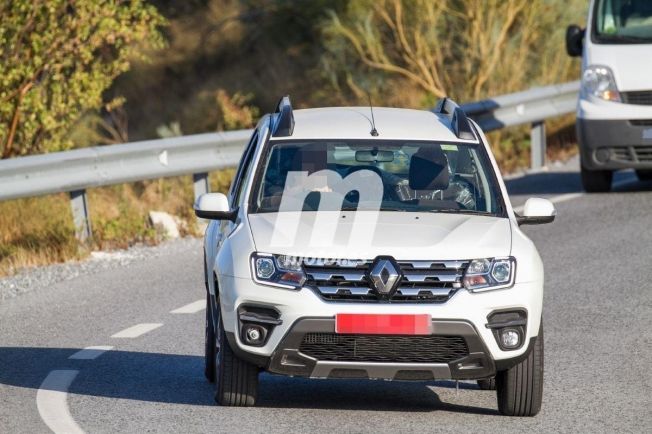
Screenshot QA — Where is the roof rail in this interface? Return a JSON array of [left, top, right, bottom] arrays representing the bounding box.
[[271, 95, 295, 137], [434, 97, 476, 141]]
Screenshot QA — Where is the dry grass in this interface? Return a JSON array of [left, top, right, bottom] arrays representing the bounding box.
[[0, 195, 80, 275], [0, 168, 235, 277]]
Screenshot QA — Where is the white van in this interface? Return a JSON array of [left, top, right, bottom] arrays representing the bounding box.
[[566, 0, 652, 192]]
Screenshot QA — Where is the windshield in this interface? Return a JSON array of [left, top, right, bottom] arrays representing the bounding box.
[[593, 0, 652, 43], [251, 140, 504, 216]]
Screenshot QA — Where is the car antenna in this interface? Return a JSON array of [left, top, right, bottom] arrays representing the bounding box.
[[367, 93, 379, 137]]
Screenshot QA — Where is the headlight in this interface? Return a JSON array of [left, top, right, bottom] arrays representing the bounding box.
[[582, 65, 620, 102], [251, 253, 306, 289], [463, 257, 515, 292]]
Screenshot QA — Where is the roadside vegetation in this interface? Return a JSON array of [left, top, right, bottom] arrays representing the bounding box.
[[0, 0, 586, 276]]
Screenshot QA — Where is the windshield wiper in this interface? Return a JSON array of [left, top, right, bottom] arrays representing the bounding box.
[[340, 206, 409, 212], [430, 209, 494, 216]]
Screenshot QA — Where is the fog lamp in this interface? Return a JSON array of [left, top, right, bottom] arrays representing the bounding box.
[[244, 324, 265, 345], [246, 327, 261, 342], [595, 148, 611, 163], [500, 329, 520, 349]]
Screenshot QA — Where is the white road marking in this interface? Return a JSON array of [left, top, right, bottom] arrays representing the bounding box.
[[111, 323, 162, 338], [512, 175, 638, 214], [68, 346, 113, 360], [513, 192, 583, 214], [37, 370, 84, 434], [170, 299, 206, 314]]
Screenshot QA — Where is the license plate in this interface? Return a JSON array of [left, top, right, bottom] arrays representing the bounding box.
[[335, 314, 432, 335]]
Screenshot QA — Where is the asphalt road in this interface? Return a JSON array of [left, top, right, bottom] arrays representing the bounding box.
[[1, 158, 651, 433]]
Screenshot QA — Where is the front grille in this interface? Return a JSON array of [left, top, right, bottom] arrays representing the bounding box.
[[611, 146, 633, 162], [622, 91, 652, 105], [303, 259, 468, 303], [605, 146, 652, 163], [299, 333, 469, 363]]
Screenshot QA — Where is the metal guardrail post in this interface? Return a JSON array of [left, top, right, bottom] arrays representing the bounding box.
[[69, 189, 92, 243], [193, 172, 210, 201], [530, 121, 546, 170]]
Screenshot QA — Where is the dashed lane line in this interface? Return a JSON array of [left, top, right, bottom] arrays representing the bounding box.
[[512, 192, 583, 214], [68, 346, 114, 360], [110, 323, 162, 339], [37, 370, 85, 434], [511, 176, 637, 214], [170, 299, 206, 314]]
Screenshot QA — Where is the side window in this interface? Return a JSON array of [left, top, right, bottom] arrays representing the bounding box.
[[230, 131, 259, 207]]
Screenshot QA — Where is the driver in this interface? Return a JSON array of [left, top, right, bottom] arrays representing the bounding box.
[[404, 146, 477, 210]]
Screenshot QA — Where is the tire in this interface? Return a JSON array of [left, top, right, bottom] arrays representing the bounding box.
[[636, 170, 652, 181], [477, 377, 496, 390], [213, 295, 259, 406], [581, 164, 612, 192], [496, 327, 544, 417], [204, 291, 216, 383], [203, 251, 216, 383]]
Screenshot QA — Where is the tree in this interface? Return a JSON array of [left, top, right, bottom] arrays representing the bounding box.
[[0, 0, 165, 159], [322, 0, 584, 104]]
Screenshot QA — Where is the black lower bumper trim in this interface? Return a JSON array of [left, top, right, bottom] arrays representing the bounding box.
[[225, 331, 269, 367], [494, 337, 537, 372], [578, 118, 652, 170], [228, 319, 538, 379], [266, 318, 498, 380]]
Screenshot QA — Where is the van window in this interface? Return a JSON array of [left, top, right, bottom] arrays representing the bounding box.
[[594, 0, 652, 43]]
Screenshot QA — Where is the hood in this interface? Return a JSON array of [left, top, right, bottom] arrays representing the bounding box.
[[587, 42, 652, 91], [247, 211, 512, 261]]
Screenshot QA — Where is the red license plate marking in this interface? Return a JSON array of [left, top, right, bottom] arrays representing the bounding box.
[[335, 314, 432, 335]]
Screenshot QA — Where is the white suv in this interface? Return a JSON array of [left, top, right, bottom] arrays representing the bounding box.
[[195, 97, 555, 416]]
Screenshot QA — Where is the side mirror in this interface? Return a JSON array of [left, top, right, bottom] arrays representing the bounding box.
[[194, 193, 237, 222], [516, 198, 556, 225], [566, 25, 585, 57]]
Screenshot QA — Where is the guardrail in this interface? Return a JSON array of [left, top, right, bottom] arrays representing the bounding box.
[[0, 81, 580, 241], [0, 130, 251, 241], [461, 80, 580, 169]]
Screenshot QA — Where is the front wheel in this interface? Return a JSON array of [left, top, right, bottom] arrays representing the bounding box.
[[581, 165, 612, 192], [204, 292, 216, 382], [213, 296, 259, 406], [496, 327, 544, 417]]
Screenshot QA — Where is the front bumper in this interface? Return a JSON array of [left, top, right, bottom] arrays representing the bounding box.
[[218, 275, 543, 380], [577, 118, 652, 170]]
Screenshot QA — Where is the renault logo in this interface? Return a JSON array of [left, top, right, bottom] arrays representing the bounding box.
[[368, 257, 402, 298]]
